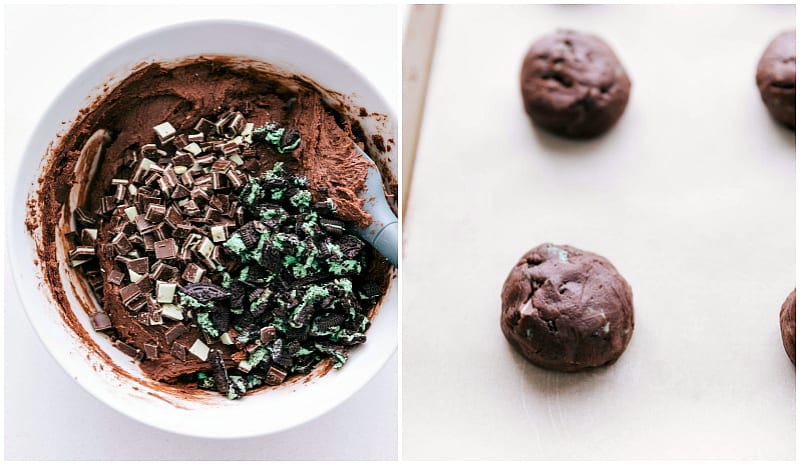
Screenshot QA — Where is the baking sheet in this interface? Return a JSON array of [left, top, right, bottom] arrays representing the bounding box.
[[402, 5, 795, 460]]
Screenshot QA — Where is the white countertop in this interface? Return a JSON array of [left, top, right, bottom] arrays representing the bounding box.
[[4, 4, 397, 460], [402, 4, 795, 460]]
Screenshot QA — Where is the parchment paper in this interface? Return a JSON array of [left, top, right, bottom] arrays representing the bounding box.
[[402, 4, 795, 460]]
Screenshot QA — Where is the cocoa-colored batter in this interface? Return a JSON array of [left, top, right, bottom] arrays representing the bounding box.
[[76, 59, 373, 228], [32, 58, 393, 391]]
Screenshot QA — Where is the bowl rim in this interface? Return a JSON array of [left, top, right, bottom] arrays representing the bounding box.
[[8, 18, 398, 438]]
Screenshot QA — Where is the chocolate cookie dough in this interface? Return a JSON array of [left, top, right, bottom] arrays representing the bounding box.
[[34, 58, 394, 399], [501, 244, 634, 372], [756, 30, 796, 129], [780, 289, 795, 365], [520, 30, 631, 138]]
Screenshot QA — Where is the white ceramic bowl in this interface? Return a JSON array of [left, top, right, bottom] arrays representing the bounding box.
[[9, 20, 397, 438]]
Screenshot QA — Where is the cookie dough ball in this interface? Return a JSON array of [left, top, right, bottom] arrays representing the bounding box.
[[780, 289, 795, 365], [520, 30, 631, 139], [756, 30, 795, 129], [501, 244, 634, 372]]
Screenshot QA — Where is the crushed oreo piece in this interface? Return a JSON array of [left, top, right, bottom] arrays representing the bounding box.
[[313, 313, 347, 334], [209, 350, 230, 394], [279, 129, 301, 152], [179, 282, 229, 303], [270, 339, 292, 368], [209, 305, 231, 333], [320, 218, 346, 236], [359, 281, 383, 301]]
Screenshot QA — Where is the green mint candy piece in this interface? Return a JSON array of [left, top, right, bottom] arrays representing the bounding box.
[[196, 312, 220, 338], [197, 372, 215, 390], [334, 278, 353, 293], [221, 272, 232, 289], [178, 293, 214, 310], [277, 129, 301, 153], [293, 176, 310, 188], [271, 318, 288, 333], [254, 122, 285, 149], [241, 179, 263, 206], [265, 127, 284, 146], [227, 375, 247, 400], [354, 313, 370, 331], [224, 234, 247, 255], [326, 243, 343, 259], [283, 255, 298, 268], [247, 346, 269, 366], [260, 208, 280, 220], [314, 343, 348, 369], [246, 375, 263, 389], [236, 331, 252, 345], [295, 347, 314, 356], [263, 161, 285, 180], [332, 328, 366, 344], [328, 259, 361, 276], [292, 264, 309, 279], [303, 285, 329, 304], [290, 190, 312, 210]]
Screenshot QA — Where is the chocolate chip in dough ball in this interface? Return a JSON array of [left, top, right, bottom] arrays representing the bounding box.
[[501, 243, 634, 372], [520, 30, 631, 139]]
